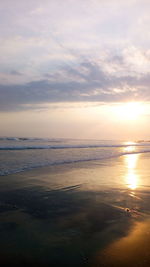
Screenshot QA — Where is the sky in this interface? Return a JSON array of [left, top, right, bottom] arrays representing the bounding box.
[[0, 0, 150, 139]]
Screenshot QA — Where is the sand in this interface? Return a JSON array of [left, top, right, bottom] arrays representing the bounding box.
[[0, 153, 150, 266]]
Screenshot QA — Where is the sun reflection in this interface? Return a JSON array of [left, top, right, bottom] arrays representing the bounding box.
[[125, 154, 139, 190], [124, 146, 135, 153], [127, 172, 137, 190]]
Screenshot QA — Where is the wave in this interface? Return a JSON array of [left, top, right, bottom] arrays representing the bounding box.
[[1, 137, 150, 143], [1, 143, 150, 150], [1, 149, 150, 176], [0, 137, 62, 142]]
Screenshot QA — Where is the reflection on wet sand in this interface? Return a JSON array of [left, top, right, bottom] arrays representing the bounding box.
[[0, 153, 150, 266], [91, 152, 150, 267], [93, 219, 150, 267], [125, 153, 139, 190]]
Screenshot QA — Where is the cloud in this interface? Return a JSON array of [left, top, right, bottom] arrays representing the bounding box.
[[0, 58, 150, 111], [9, 70, 23, 76]]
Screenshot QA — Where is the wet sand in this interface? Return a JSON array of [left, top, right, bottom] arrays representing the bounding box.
[[93, 219, 150, 267], [0, 153, 150, 266]]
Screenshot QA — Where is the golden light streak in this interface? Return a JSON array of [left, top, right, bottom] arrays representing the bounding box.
[[124, 153, 139, 190], [94, 220, 150, 266]]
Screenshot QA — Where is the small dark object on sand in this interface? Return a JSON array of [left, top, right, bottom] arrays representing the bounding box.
[[125, 208, 131, 216]]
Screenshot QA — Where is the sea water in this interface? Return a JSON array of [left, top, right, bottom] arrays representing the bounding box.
[[0, 137, 150, 176]]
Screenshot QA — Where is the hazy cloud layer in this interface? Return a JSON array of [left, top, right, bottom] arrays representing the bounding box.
[[1, 59, 150, 111]]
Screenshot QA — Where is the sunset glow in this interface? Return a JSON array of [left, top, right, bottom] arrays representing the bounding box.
[[114, 102, 145, 121]]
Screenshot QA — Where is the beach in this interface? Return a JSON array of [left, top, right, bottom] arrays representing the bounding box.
[[1, 0, 150, 265], [1, 146, 150, 266]]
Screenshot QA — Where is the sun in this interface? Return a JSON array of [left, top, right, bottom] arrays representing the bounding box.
[[114, 102, 144, 121]]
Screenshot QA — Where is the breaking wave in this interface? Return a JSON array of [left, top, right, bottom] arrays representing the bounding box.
[[0, 143, 150, 151], [1, 149, 150, 176]]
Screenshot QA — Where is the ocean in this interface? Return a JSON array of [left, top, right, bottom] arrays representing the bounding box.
[[1, 138, 150, 266], [1, 137, 150, 176]]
